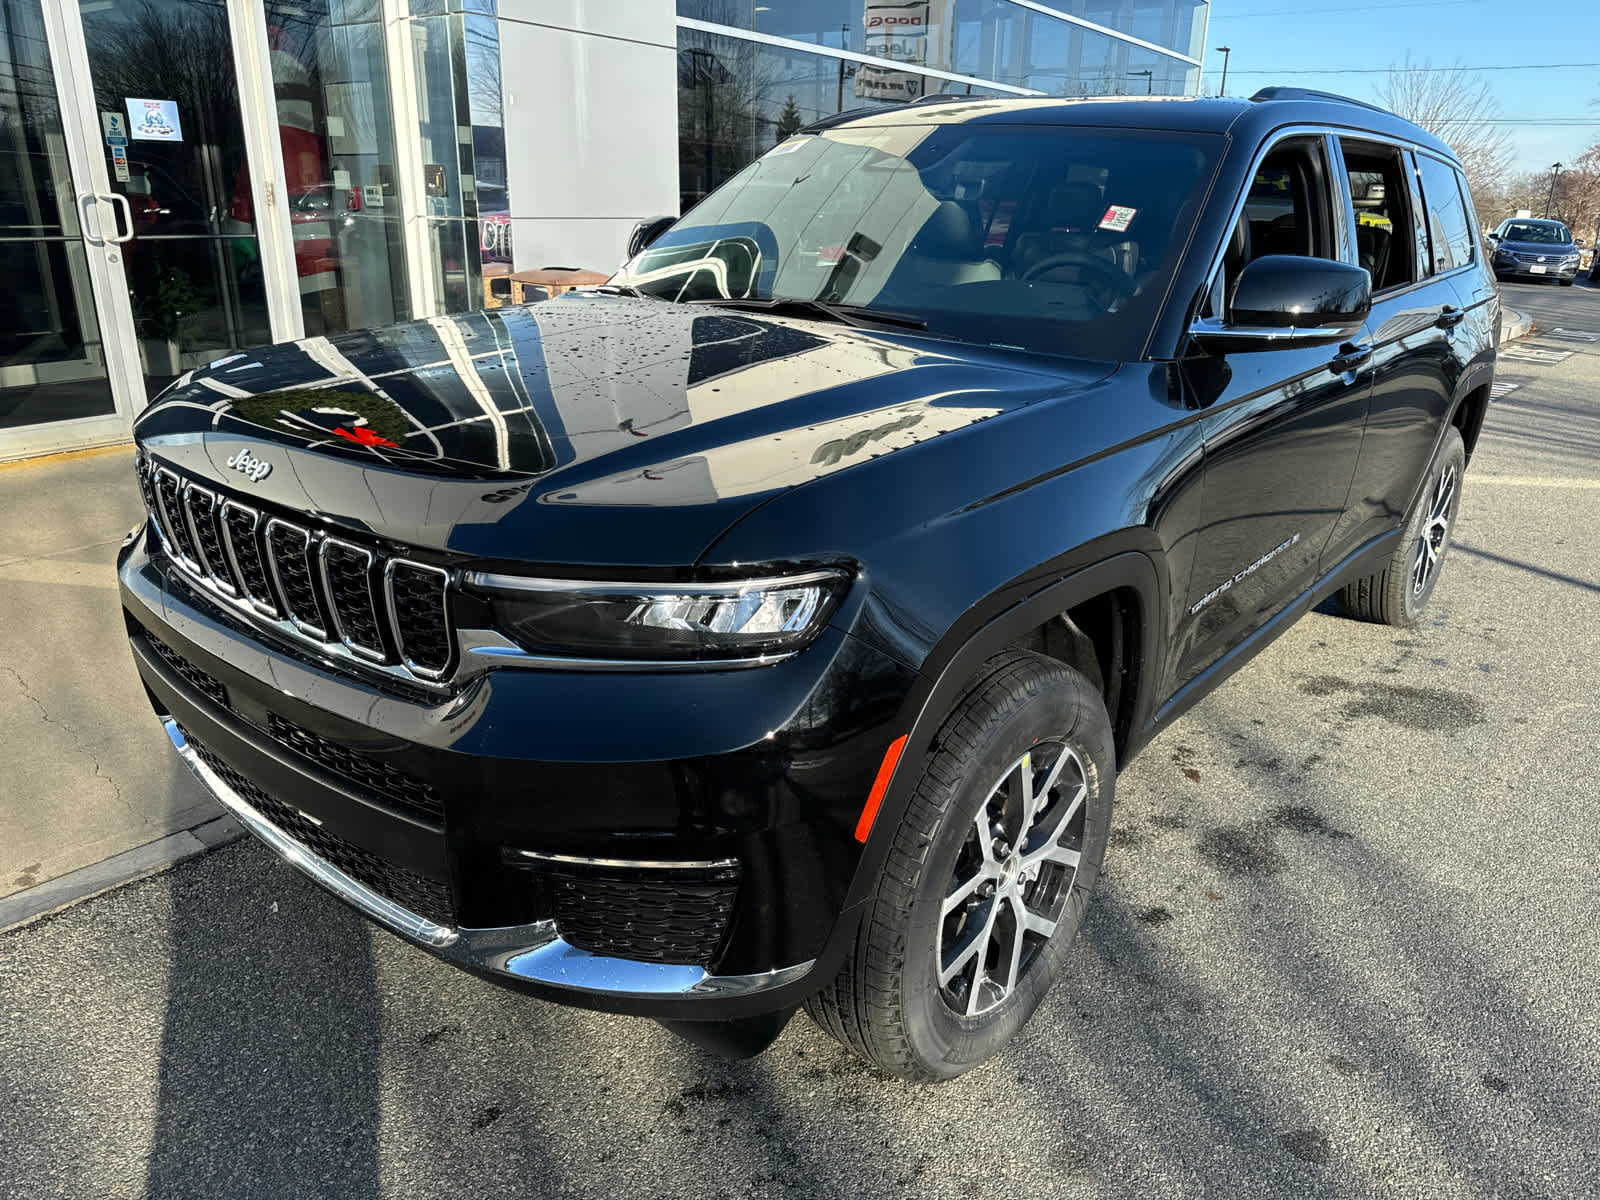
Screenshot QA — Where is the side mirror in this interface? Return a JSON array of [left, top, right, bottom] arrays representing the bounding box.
[[1487, 231, 1500, 242], [627, 215, 676, 260], [1194, 255, 1370, 352]]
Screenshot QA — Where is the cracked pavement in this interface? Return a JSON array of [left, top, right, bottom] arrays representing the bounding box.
[[0, 450, 209, 898]]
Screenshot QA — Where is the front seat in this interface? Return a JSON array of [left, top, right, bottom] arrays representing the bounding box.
[[893, 200, 1002, 289], [1013, 182, 1136, 277]]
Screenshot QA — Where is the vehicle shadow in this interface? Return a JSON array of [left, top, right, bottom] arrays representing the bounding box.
[[141, 843, 386, 1199]]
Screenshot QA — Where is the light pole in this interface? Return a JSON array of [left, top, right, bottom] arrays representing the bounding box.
[[1544, 161, 1562, 218], [1128, 69, 1153, 95], [1215, 46, 1231, 96]]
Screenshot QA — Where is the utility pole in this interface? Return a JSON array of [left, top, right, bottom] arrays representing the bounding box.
[[1216, 46, 1231, 96], [1544, 162, 1562, 218]]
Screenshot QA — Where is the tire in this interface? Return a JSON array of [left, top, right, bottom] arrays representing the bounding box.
[[806, 649, 1113, 1081], [1339, 425, 1466, 626]]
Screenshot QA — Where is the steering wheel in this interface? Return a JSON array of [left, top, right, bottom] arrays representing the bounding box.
[[1020, 252, 1136, 303]]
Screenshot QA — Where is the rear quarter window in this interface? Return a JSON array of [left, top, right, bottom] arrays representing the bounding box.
[[1415, 153, 1475, 273]]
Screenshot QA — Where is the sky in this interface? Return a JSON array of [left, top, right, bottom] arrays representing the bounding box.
[[1203, 0, 1599, 177]]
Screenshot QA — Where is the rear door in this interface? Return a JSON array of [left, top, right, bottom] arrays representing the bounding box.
[[1324, 140, 1464, 560]]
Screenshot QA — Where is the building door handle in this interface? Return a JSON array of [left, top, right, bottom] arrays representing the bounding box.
[[76, 192, 107, 246], [101, 192, 135, 244], [1436, 305, 1465, 330], [1329, 342, 1373, 376]]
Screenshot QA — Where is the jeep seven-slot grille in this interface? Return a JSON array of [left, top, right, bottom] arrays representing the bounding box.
[[540, 860, 741, 967], [141, 459, 456, 682], [184, 729, 455, 926]]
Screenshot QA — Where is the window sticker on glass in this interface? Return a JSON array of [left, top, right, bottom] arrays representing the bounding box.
[[125, 98, 182, 142], [766, 136, 814, 157], [1099, 205, 1137, 233]]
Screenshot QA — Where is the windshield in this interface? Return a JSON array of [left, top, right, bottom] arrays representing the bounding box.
[[1503, 221, 1571, 244], [613, 123, 1222, 360]]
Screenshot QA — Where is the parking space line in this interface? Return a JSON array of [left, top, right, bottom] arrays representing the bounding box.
[[1545, 328, 1599, 343], [1490, 382, 1519, 399], [1499, 345, 1575, 364]]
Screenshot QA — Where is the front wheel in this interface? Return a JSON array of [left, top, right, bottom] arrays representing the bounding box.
[[806, 650, 1113, 1080], [1339, 425, 1466, 626]]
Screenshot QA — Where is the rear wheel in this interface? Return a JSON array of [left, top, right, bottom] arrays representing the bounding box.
[[1339, 425, 1465, 626], [806, 650, 1113, 1080]]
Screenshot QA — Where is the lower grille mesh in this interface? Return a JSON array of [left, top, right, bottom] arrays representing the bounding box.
[[266, 713, 443, 824], [185, 730, 455, 926], [542, 860, 740, 967], [145, 634, 228, 710]]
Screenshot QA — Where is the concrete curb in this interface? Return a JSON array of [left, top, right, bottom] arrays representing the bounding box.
[[0, 813, 245, 934], [1501, 306, 1533, 344]]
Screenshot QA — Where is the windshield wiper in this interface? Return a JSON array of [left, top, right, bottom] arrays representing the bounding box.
[[591, 283, 644, 297], [686, 296, 927, 331]]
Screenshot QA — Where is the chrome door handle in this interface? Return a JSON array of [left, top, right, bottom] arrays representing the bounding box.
[[76, 192, 106, 246], [101, 192, 134, 244], [1329, 342, 1373, 376]]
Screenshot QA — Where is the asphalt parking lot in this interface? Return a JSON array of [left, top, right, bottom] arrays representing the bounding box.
[[2, 280, 1597, 1200]]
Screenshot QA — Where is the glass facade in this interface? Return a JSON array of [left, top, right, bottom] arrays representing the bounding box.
[[676, 0, 1206, 209], [264, 0, 412, 336]]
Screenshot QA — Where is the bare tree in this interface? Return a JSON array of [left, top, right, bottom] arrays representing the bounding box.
[[1376, 57, 1513, 220]]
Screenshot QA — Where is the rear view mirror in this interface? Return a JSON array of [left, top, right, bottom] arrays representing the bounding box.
[[627, 215, 676, 260]]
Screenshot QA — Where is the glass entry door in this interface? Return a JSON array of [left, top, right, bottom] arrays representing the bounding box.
[[0, 0, 125, 447], [73, 0, 272, 399], [1, 0, 292, 459]]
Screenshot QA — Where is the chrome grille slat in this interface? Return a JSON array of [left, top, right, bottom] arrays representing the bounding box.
[[139, 459, 455, 687], [220, 501, 280, 618], [385, 561, 453, 679], [318, 538, 387, 662], [153, 468, 200, 569], [182, 485, 238, 596], [264, 518, 328, 639]]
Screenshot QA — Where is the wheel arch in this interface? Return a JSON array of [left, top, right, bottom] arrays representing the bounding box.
[[842, 550, 1163, 914]]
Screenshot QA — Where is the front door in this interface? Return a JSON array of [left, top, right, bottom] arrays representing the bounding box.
[[1, 0, 282, 459], [1167, 134, 1373, 692]]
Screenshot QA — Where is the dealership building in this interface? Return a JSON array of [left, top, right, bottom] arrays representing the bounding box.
[[1, 0, 1209, 460]]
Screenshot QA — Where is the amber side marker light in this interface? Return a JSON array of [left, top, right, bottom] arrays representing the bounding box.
[[854, 734, 909, 843]]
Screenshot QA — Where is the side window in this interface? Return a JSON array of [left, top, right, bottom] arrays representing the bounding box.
[[1414, 153, 1475, 274], [1205, 137, 1335, 317], [1339, 142, 1421, 292]]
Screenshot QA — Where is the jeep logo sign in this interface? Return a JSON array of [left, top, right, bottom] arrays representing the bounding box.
[[226, 447, 272, 483]]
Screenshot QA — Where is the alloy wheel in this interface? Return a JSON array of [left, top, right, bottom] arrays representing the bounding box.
[[938, 741, 1088, 1017], [1411, 461, 1458, 600]]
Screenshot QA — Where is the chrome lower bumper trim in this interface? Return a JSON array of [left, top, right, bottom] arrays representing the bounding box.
[[163, 718, 814, 1000]]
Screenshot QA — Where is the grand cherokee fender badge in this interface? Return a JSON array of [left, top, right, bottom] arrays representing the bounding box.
[[226, 447, 273, 483], [1190, 532, 1301, 615]]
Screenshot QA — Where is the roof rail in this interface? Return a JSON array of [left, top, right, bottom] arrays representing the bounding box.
[[1249, 86, 1390, 115]]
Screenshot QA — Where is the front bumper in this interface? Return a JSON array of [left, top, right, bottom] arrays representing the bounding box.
[[165, 717, 814, 1003], [121, 531, 911, 1019], [1494, 259, 1579, 282]]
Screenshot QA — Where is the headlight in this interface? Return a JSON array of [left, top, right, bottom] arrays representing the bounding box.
[[463, 569, 847, 662]]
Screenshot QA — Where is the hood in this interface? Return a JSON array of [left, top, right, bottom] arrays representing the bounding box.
[[134, 296, 1115, 568], [1496, 238, 1577, 255]]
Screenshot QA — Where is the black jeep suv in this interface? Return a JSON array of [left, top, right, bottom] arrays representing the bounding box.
[[118, 89, 1496, 1080]]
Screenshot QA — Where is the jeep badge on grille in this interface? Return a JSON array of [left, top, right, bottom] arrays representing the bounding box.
[[226, 447, 272, 483]]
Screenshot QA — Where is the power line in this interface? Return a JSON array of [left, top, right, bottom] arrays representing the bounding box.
[[1228, 62, 1600, 75], [1225, 0, 1486, 18]]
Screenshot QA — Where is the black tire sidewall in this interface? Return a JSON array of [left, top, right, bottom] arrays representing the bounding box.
[[1398, 426, 1467, 624], [895, 663, 1113, 1077]]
